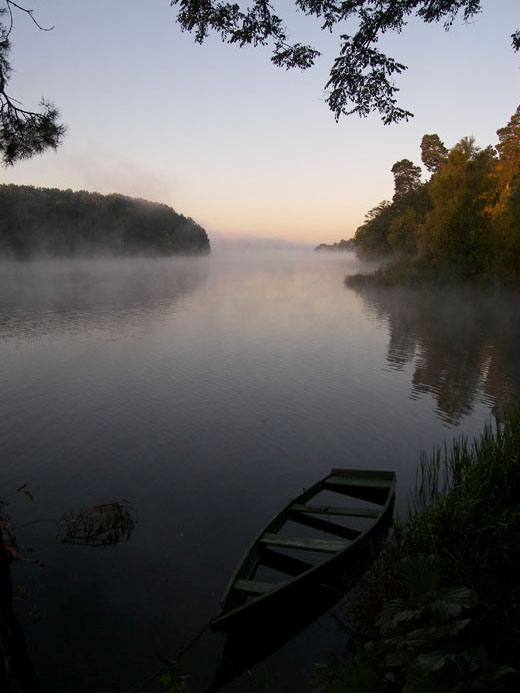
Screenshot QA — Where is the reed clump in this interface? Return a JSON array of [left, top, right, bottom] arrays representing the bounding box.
[[401, 416, 520, 660], [316, 414, 520, 692]]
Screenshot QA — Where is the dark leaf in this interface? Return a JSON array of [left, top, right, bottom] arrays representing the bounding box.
[[397, 554, 441, 595]]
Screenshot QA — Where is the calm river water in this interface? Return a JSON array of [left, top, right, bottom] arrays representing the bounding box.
[[1, 250, 519, 691]]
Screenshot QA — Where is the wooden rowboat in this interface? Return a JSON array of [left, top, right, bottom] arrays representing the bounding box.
[[211, 468, 396, 633]]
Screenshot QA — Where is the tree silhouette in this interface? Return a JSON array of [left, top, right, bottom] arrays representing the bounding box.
[[1, 2, 518, 163], [391, 159, 422, 200], [170, 0, 519, 124], [0, 2, 65, 166], [421, 134, 449, 173]]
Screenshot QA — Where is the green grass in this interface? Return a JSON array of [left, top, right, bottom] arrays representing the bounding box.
[[401, 416, 520, 661]]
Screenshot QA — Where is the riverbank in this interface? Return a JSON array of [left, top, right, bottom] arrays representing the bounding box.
[[315, 414, 520, 692]]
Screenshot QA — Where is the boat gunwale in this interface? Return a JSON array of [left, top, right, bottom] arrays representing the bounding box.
[[211, 468, 396, 631]]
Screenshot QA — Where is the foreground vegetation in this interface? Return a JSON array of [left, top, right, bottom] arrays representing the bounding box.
[[345, 105, 519, 287], [314, 414, 520, 691], [0, 184, 210, 258]]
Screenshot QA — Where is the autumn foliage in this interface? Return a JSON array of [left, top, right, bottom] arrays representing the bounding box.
[[352, 106, 520, 284]]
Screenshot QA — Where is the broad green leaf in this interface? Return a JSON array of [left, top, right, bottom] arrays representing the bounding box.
[[379, 598, 415, 621], [397, 554, 441, 595], [310, 659, 348, 693], [383, 650, 410, 668], [383, 627, 432, 652], [433, 586, 478, 611], [413, 651, 454, 673], [493, 664, 517, 679], [403, 662, 452, 693], [425, 618, 471, 640], [343, 659, 379, 693], [390, 609, 422, 628]]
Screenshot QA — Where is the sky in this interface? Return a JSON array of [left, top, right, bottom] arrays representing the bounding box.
[[1, 0, 519, 245]]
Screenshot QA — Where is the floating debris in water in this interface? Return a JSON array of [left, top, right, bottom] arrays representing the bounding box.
[[57, 501, 136, 547]]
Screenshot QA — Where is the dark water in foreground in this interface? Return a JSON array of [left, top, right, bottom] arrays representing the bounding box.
[[1, 251, 519, 691]]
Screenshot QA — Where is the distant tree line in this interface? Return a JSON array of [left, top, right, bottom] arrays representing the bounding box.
[[0, 185, 210, 258], [349, 105, 520, 285], [315, 238, 355, 252]]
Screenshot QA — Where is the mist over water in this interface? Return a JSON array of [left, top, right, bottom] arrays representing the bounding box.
[[1, 251, 518, 691]]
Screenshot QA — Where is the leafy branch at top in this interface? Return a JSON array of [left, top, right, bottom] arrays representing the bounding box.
[[170, 1, 519, 124], [0, 1, 64, 166]]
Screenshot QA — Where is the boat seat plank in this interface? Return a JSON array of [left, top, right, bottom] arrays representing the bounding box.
[[330, 469, 395, 480], [323, 481, 391, 504], [291, 503, 380, 519], [326, 476, 394, 489], [288, 509, 362, 540], [259, 533, 350, 553], [260, 548, 314, 577], [234, 579, 278, 596]]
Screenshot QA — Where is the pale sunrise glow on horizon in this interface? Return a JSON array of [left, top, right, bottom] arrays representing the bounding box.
[[1, 0, 518, 245]]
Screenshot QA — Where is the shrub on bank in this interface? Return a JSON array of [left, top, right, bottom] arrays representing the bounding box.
[[345, 257, 520, 289]]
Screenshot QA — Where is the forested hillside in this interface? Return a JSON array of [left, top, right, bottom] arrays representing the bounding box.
[[0, 185, 210, 258], [349, 105, 520, 285]]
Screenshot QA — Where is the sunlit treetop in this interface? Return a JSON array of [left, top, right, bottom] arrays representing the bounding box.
[[493, 104, 520, 205], [496, 105, 520, 175], [171, 0, 519, 125]]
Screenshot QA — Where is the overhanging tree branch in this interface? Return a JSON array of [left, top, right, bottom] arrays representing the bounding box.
[[0, 1, 64, 166], [0, 1, 516, 165], [170, 0, 518, 124], [6, 1, 54, 33]]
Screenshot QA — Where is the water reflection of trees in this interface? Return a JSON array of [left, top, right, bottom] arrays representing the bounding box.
[[353, 287, 520, 424], [0, 257, 208, 341]]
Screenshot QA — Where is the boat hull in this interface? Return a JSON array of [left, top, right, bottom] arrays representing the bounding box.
[[211, 468, 396, 633]]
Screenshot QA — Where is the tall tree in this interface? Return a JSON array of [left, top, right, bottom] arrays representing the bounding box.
[[391, 159, 422, 201], [171, 1, 519, 124], [387, 184, 431, 255], [421, 134, 449, 173], [488, 105, 520, 278], [354, 200, 395, 259], [495, 105, 520, 194], [420, 137, 496, 276]]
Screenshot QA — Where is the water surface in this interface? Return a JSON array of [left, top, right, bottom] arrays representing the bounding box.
[[1, 251, 518, 691]]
